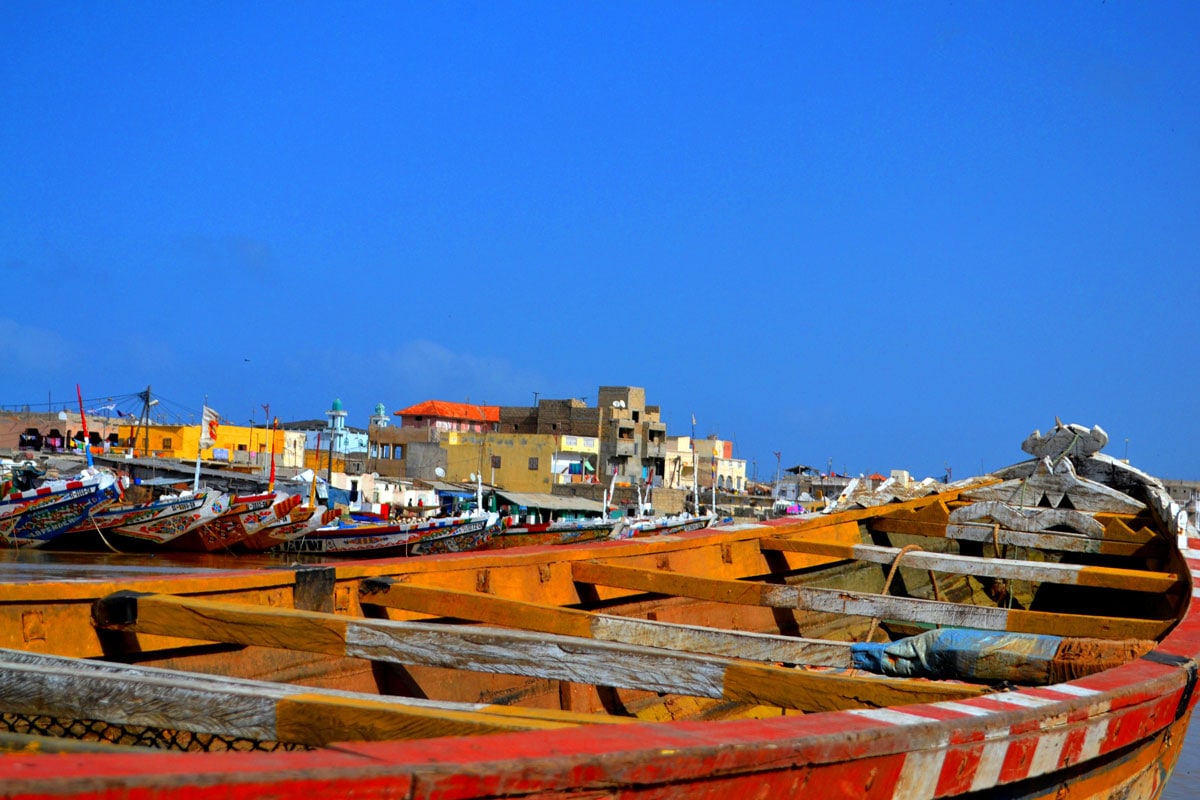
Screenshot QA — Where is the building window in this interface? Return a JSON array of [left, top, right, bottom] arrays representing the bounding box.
[[528, 457, 539, 470], [237, 444, 247, 451], [491, 455, 502, 469], [381, 444, 391, 459], [370, 444, 378, 458], [393, 446, 402, 459], [162, 437, 173, 449]]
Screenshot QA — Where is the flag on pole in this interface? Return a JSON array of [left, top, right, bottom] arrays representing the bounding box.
[[200, 406, 220, 449]]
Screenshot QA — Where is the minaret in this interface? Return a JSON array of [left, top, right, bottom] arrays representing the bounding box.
[[369, 402, 389, 429], [325, 398, 347, 483]]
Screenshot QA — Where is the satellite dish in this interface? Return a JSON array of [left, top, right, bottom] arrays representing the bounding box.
[[469, 473, 477, 482], [58, 411, 68, 421], [434, 467, 446, 478]]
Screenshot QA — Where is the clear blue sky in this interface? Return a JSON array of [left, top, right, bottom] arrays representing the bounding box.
[[3, 3, 1198, 482]]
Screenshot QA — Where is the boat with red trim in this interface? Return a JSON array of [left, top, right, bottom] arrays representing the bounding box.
[[283, 509, 499, 557], [0, 466, 122, 548], [0, 420, 1195, 800]]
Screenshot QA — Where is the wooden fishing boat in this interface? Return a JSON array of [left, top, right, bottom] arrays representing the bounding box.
[[0, 420, 1196, 800], [283, 509, 499, 557], [60, 489, 215, 541], [0, 467, 121, 548], [620, 510, 717, 538], [167, 492, 302, 553], [487, 515, 621, 548], [105, 489, 227, 548], [237, 504, 342, 553]]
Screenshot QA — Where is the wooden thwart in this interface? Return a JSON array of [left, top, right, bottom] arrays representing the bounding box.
[[0, 647, 610, 748], [570, 561, 1173, 641], [759, 538, 1181, 593], [92, 591, 985, 712], [359, 578, 852, 667]]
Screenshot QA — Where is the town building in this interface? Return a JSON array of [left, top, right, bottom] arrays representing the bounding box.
[[596, 386, 667, 487], [363, 386, 740, 498], [666, 435, 746, 493]]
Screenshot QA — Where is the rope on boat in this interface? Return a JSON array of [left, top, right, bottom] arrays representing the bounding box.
[[865, 543, 924, 643], [85, 509, 124, 555]]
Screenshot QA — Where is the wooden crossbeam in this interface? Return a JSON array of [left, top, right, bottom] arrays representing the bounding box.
[[570, 561, 1173, 641], [359, 578, 852, 667], [868, 516, 1160, 557], [758, 538, 1181, 593], [0, 648, 615, 748], [92, 591, 985, 713]]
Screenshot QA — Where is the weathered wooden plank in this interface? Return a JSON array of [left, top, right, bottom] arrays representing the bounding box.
[[868, 516, 1158, 556], [0, 648, 604, 748], [758, 538, 1181, 593], [360, 578, 852, 667], [93, 592, 983, 712], [570, 561, 1172, 641]]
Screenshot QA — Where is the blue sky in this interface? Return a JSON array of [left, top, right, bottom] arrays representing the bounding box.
[[3, 3, 1198, 482]]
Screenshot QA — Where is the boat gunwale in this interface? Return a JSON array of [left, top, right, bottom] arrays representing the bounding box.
[[0, 478, 1196, 799]]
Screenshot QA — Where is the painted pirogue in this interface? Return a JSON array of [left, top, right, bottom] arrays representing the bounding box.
[[0, 420, 1195, 799]]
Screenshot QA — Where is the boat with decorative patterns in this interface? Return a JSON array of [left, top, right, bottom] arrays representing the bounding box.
[[0, 466, 122, 548], [0, 420, 1196, 800], [165, 492, 302, 553], [103, 488, 228, 548], [487, 515, 621, 548], [620, 510, 717, 538], [237, 504, 341, 553], [59, 489, 215, 543], [283, 509, 500, 557]]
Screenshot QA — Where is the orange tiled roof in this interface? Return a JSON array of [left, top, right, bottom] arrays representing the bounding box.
[[394, 400, 500, 423]]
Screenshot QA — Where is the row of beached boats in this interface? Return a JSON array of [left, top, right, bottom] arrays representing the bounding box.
[[0, 420, 1197, 799], [0, 461, 717, 556]]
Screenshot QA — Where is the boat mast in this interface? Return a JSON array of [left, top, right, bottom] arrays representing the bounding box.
[[129, 384, 152, 457], [142, 385, 153, 457], [192, 395, 206, 493], [75, 384, 93, 469]]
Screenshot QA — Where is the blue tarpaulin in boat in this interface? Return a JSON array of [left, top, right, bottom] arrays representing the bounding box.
[[851, 628, 1064, 684]]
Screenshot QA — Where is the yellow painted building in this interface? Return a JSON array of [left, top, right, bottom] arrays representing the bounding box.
[[116, 422, 293, 468], [443, 431, 558, 493]]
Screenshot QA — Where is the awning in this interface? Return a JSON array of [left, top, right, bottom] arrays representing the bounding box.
[[423, 480, 480, 498], [493, 490, 604, 514]]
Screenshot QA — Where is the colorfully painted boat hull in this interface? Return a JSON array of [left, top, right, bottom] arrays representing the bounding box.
[[169, 493, 302, 552], [237, 505, 341, 553], [0, 470, 121, 548], [286, 512, 496, 557], [486, 517, 619, 548]]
